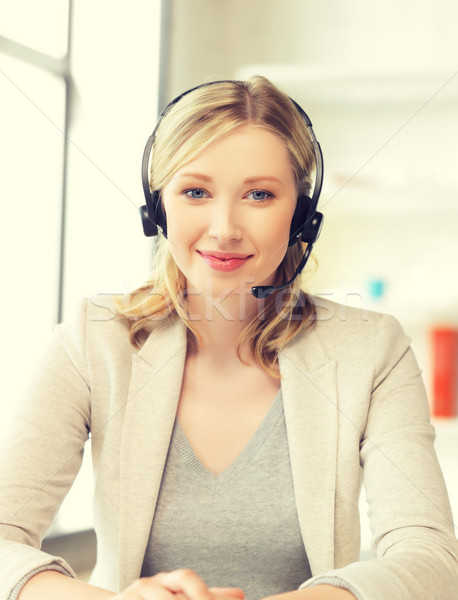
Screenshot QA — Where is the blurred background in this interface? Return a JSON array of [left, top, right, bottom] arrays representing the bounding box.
[[1, 0, 457, 576]]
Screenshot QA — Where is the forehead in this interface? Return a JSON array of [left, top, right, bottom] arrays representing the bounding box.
[[173, 125, 295, 183]]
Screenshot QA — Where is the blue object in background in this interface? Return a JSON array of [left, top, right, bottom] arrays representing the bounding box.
[[368, 278, 386, 300]]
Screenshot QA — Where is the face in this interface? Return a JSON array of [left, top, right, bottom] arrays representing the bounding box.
[[161, 125, 298, 304]]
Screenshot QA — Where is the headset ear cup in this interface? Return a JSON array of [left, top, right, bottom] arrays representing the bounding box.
[[289, 196, 324, 246], [140, 190, 168, 237], [140, 204, 158, 236], [153, 191, 168, 237], [288, 195, 311, 246], [302, 211, 324, 244]]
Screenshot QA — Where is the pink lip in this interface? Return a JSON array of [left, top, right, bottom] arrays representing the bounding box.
[[197, 250, 252, 272]]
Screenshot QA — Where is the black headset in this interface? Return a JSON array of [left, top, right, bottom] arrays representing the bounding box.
[[139, 80, 324, 298]]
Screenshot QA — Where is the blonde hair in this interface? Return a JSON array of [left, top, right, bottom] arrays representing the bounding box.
[[116, 76, 318, 377]]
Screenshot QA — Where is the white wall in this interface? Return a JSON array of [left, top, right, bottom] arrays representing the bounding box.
[[0, 57, 64, 430], [166, 0, 458, 91]]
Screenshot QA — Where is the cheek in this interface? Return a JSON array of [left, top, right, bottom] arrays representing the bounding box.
[[164, 205, 197, 248], [261, 209, 294, 250], [164, 207, 207, 278], [251, 214, 293, 279]]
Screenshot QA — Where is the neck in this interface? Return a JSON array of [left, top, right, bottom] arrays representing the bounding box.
[[185, 286, 261, 364]]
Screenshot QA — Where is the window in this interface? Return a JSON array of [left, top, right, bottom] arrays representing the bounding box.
[[1, 0, 163, 535]]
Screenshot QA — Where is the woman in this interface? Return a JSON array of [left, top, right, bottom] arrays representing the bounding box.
[[0, 77, 457, 600]]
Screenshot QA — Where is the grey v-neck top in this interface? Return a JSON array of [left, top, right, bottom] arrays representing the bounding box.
[[141, 388, 312, 600]]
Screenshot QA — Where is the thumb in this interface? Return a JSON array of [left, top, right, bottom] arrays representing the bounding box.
[[209, 588, 245, 599]]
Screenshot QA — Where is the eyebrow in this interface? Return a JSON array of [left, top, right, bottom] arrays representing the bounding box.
[[175, 172, 213, 183], [243, 176, 283, 185], [175, 173, 283, 185]]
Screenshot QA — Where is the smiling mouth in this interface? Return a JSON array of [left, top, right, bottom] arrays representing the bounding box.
[[197, 251, 252, 272]]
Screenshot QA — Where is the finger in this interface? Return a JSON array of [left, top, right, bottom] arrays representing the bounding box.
[[154, 569, 212, 600], [121, 578, 177, 600], [209, 588, 245, 599]]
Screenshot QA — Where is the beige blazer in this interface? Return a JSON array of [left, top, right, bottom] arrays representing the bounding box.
[[0, 296, 457, 600]]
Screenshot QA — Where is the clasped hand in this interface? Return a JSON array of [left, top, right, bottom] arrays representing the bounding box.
[[112, 569, 245, 600]]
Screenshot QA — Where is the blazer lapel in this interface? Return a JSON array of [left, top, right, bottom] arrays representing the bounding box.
[[279, 326, 338, 576], [117, 319, 187, 590]]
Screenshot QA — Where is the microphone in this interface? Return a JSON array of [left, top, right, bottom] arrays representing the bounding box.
[[250, 244, 313, 299]]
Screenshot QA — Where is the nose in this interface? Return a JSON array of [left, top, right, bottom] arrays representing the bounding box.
[[208, 199, 242, 243]]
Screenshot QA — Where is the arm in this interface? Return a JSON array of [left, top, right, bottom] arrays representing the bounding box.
[[265, 587, 355, 600], [19, 571, 114, 600], [0, 301, 91, 596], [299, 314, 458, 599], [358, 315, 458, 593]]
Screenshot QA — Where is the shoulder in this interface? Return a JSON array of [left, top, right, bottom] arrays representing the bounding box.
[[56, 296, 132, 351], [310, 294, 409, 347], [286, 295, 412, 376], [56, 296, 184, 365], [37, 296, 135, 386]]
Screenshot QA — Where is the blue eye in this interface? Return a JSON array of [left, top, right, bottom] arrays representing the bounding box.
[[185, 188, 206, 199], [248, 190, 272, 201]]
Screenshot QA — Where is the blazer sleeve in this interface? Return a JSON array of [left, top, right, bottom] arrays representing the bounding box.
[[0, 299, 92, 597], [300, 314, 458, 599]]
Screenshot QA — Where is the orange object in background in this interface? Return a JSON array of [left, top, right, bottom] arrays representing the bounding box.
[[431, 327, 458, 417]]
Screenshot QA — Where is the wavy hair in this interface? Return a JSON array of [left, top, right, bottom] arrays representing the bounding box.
[[116, 76, 318, 377]]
